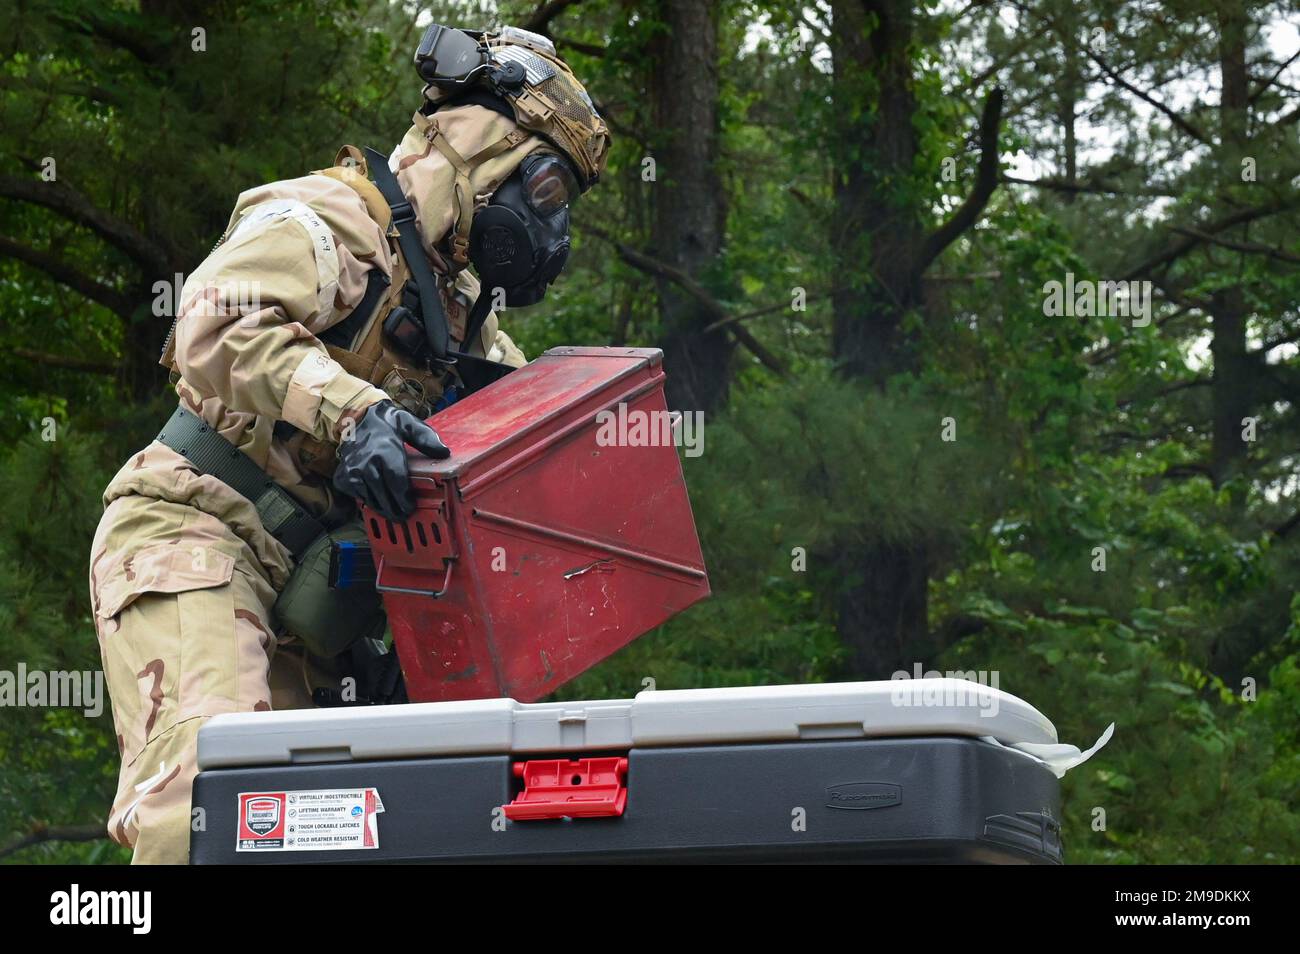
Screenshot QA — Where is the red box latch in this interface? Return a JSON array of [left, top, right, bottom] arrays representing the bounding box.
[[503, 757, 629, 820]]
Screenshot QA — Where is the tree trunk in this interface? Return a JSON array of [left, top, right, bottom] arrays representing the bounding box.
[[648, 0, 732, 414], [1057, 9, 1079, 204], [828, 0, 931, 676], [834, 540, 932, 677], [829, 0, 925, 380], [1209, 0, 1251, 483]]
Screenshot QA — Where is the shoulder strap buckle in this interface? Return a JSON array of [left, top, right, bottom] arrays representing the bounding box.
[[448, 232, 470, 265], [388, 199, 415, 225]]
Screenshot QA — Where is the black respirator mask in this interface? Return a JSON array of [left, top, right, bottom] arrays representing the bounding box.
[[468, 151, 578, 307]]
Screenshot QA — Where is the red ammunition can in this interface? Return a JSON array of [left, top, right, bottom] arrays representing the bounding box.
[[364, 347, 710, 702]]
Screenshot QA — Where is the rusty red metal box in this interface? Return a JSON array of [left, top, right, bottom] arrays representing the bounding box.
[[364, 346, 710, 703]]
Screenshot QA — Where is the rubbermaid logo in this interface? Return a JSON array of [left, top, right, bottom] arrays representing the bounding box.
[[825, 782, 901, 810]]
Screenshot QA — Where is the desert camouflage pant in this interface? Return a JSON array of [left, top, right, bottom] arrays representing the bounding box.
[[90, 494, 316, 865]]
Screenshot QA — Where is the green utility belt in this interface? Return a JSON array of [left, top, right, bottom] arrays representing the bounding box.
[[156, 405, 385, 658], [156, 405, 326, 559]]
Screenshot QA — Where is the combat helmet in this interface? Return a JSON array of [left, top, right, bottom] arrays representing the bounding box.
[[415, 24, 610, 191]]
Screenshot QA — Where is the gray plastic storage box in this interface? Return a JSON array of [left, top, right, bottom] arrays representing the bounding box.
[[189, 679, 1077, 864]]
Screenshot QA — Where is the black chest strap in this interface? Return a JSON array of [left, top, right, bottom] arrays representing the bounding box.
[[364, 147, 451, 362]]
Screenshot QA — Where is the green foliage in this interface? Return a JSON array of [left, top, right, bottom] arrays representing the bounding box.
[[0, 432, 127, 863], [0, 0, 1297, 865], [557, 581, 844, 699], [943, 613, 1300, 863]]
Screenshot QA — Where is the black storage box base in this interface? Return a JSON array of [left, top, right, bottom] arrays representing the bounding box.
[[192, 736, 1062, 864]]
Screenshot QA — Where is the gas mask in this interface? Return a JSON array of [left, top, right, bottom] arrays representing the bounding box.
[[469, 151, 579, 307]]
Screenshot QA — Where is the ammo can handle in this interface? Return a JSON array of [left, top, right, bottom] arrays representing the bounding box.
[[374, 555, 454, 598]]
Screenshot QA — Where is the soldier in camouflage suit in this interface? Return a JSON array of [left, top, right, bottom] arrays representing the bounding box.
[[89, 28, 609, 863]]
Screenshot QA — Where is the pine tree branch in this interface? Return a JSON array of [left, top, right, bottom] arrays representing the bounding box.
[[1087, 52, 1212, 145], [550, 35, 608, 59], [1002, 174, 1178, 198], [0, 74, 121, 107], [915, 86, 1004, 279], [1120, 197, 1300, 281], [1006, 0, 1211, 144], [48, 11, 166, 64], [525, 0, 584, 34], [702, 288, 848, 333], [584, 225, 789, 377], [0, 234, 133, 314], [1117, 376, 1212, 408], [0, 174, 169, 278], [0, 822, 109, 860], [1251, 49, 1300, 103], [9, 348, 119, 375], [1255, 328, 1300, 354], [961, 33, 1037, 95], [1168, 226, 1300, 265]]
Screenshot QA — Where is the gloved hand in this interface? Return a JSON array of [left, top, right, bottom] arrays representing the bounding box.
[[333, 400, 449, 520]]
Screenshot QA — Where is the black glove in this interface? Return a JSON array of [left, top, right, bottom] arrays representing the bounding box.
[[333, 400, 449, 520]]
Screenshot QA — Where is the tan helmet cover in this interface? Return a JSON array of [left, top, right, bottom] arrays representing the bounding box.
[[422, 30, 611, 191]]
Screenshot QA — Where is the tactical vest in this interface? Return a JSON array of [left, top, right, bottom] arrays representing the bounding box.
[[314, 145, 491, 406]]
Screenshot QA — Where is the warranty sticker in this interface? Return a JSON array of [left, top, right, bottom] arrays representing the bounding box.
[[236, 788, 384, 852]]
